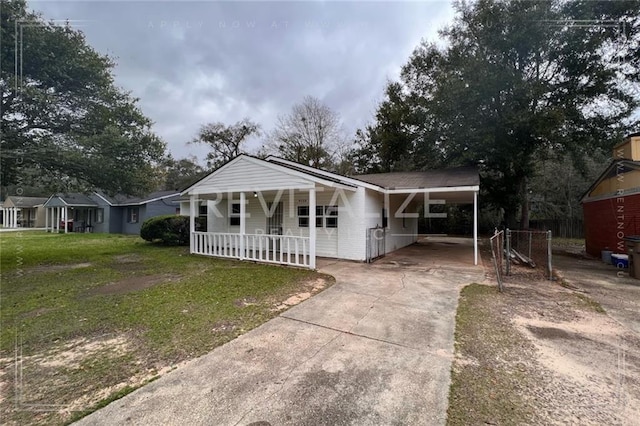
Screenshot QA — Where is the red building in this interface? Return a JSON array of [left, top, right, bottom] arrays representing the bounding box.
[[581, 133, 640, 256]]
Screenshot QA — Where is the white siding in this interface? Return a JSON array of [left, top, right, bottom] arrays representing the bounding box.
[[362, 190, 418, 255], [190, 157, 314, 194], [183, 188, 417, 261], [337, 187, 367, 261], [198, 187, 366, 260], [385, 193, 419, 253], [364, 189, 384, 229]]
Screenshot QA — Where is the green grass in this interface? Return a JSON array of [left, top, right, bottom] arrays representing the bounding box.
[[552, 237, 585, 250], [574, 293, 606, 313], [0, 231, 327, 425], [447, 284, 536, 426]]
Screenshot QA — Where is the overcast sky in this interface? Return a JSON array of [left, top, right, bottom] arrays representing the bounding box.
[[29, 1, 456, 163]]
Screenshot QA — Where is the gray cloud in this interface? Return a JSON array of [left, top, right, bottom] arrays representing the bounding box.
[[30, 1, 455, 162]]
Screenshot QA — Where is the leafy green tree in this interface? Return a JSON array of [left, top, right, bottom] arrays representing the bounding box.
[[350, 83, 419, 174], [159, 155, 206, 191], [1, 0, 166, 195], [529, 149, 609, 221], [369, 0, 640, 227], [191, 118, 259, 169]]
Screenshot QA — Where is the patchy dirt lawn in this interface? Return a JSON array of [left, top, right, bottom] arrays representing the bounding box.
[[448, 262, 640, 425], [1, 272, 331, 426], [1, 233, 334, 426]]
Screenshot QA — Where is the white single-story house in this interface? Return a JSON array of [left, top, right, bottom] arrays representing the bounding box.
[[181, 155, 480, 269]]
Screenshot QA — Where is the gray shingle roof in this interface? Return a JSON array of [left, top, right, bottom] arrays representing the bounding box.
[[5, 196, 49, 208], [111, 190, 180, 205], [352, 166, 479, 190], [56, 193, 99, 206], [95, 190, 180, 205]]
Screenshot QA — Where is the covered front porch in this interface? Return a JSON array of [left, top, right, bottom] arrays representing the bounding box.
[[43, 195, 101, 233], [1, 206, 20, 228], [188, 186, 325, 269]]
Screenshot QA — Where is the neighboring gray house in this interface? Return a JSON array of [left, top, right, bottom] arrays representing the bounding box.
[[43, 190, 180, 234]]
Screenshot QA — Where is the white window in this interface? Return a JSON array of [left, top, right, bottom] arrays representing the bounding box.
[[128, 207, 139, 223], [95, 208, 104, 223]]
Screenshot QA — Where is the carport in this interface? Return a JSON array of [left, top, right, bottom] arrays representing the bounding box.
[[372, 236, 483, 269], [354, 167, 480, 265]]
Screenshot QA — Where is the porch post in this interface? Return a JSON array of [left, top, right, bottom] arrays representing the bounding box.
[[473, 190, 478, 266], [45, 207, 49, 231], [309, 187, 316, 269], [64, 206, 69, 233], [239, 191, 246, 260], [189, 195, 196, 254]]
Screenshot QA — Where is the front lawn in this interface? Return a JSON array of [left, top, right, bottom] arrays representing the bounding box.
[[0, 232, 329, 425]]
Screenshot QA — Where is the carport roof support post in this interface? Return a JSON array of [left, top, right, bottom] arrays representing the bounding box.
[[474, 190, 478, 266]]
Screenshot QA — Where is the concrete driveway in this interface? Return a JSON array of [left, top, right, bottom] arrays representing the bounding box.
[[76, 239, 485, 426]]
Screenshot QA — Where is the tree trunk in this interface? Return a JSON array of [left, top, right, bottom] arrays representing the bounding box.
[[519, 177, 530, 230], [504, 206, 518, 230]]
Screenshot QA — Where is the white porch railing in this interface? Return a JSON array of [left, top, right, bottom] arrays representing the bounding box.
[[191, 232, 311, 268]]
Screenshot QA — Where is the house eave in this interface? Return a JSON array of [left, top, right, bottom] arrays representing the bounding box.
[[384, 185, 480, 194], [581, 186, 640, 204]]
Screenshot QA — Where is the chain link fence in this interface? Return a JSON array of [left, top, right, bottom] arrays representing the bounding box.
[[489, 229, 553, 290], [489, 230, 505, 292], [506, 229, 553, 279]]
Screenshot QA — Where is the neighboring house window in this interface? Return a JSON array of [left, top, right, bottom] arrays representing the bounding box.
[[230, 203, 241, 226], [95, 209, 104, 223], [128, 207, 139, 223], [175, 207, 180, 215], [297, 206, 309, 228]]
